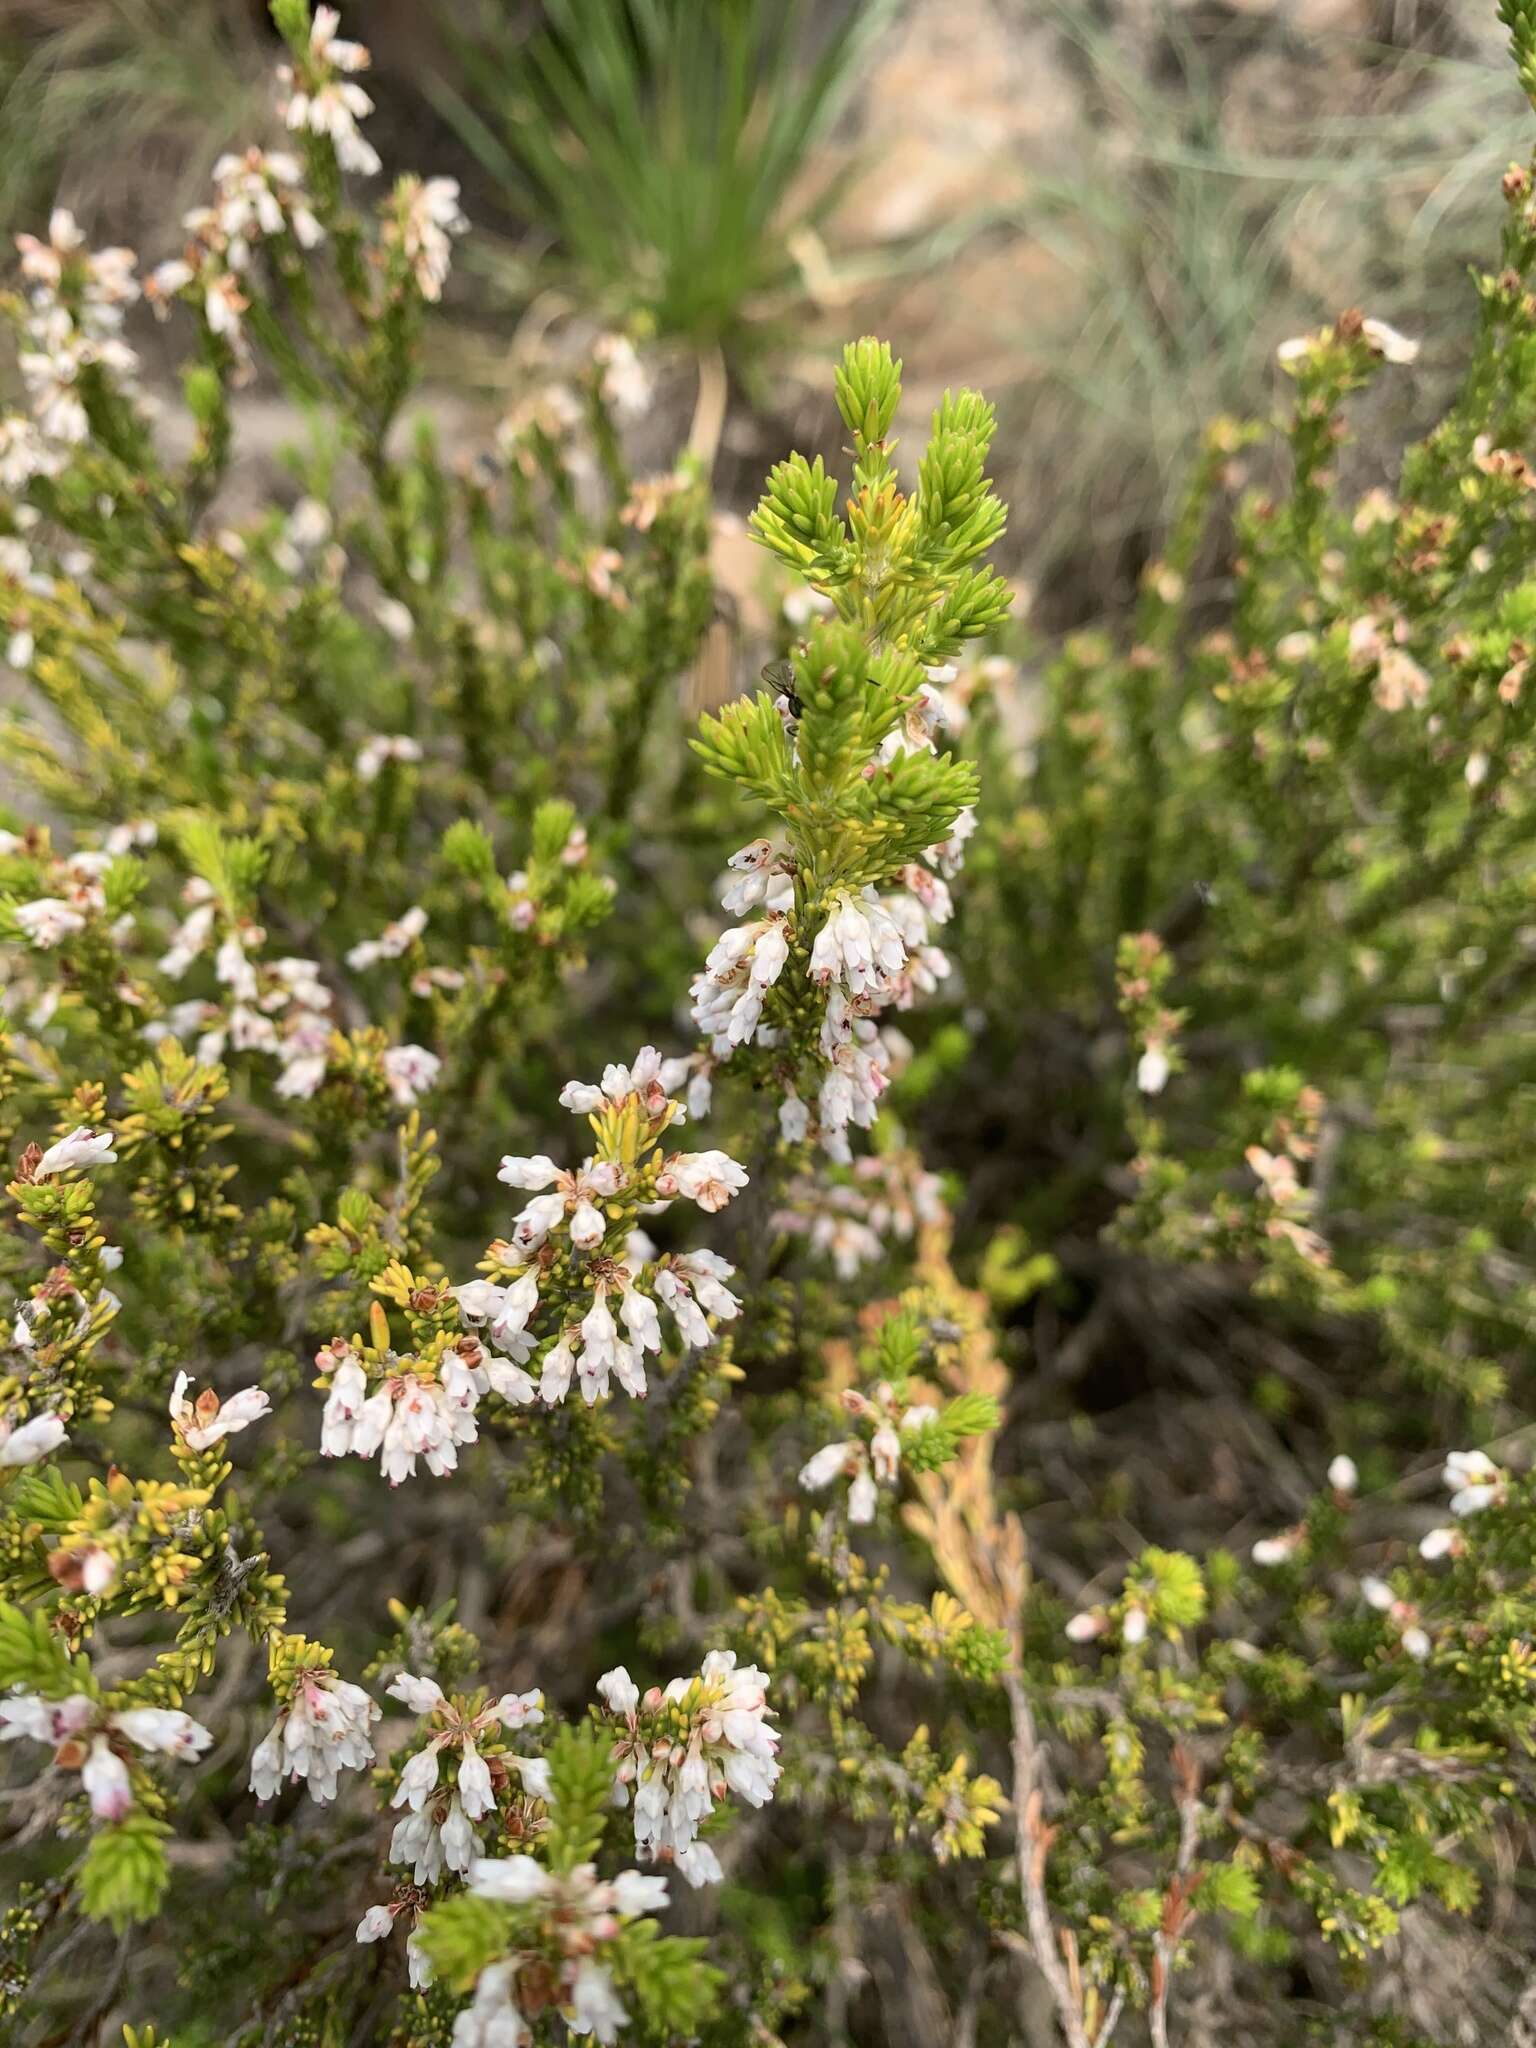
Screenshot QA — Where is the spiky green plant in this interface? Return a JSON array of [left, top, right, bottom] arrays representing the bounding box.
[[0, 0, 269, 246], [432, 0, 892, 362]]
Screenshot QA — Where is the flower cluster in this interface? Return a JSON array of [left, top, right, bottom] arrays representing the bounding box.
[[1360, 1573, 1432, 1663], [158, 141, 324, 347], [355, 1897, 434, 1994], [1118, 928, 1186, 1098], [9, 207, 139, 465], [1276, 310, 1420, 371], [155, 879, 341, 1094], [772, 1142, 947, 1277], [278, 3, 380, 175], [249, 1654, 380, 1806], [386, 1674, 549, 1885], [459, 1052, 745, 1408], [152, 870, 439, 1106], [147, 138, 326, 372], [799, 1379, 939, 1524], [139, 5, 465, 378], [1245, 1455, 1358, 1571], [7, 838, 123, 951], [1, 1695, 210, 1820], [386, 176, 469, 302], [318, 1321, 535, 1486], [346, 903, 428, 973], [690, 811, 963, 1162], [310, 1052, 746, 1479], [596, 1652, 781, 1887], [1419, 1448, 1508, 1562], [1245, 1130, 1328, 1268], [451, 1857, 670, 2047], [689, 845, 792, 1048]]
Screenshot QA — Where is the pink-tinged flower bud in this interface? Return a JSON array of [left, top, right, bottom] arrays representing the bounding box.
[[356, 1905, 395, 1943]]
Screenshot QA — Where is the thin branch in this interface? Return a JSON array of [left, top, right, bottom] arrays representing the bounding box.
[[1091, 1985, 1128, 2047], [1148, 1745, 1202, 2048], [1003, 1666, 1093, 2048]]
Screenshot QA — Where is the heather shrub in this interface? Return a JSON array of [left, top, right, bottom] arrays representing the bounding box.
[[7, 6, 1536, 2047]]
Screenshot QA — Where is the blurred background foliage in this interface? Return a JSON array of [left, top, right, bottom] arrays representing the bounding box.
[[0, 0, 1527, 618]]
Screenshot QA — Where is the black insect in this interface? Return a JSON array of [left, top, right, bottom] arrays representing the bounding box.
[[761, 658, 804, 721]]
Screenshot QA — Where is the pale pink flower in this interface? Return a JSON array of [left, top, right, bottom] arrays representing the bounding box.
[[168, 1370, 270, 1451], [35, 1126, 116, 1176]]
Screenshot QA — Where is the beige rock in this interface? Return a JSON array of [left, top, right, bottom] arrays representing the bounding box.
[[828, 0, 1066, 244]]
